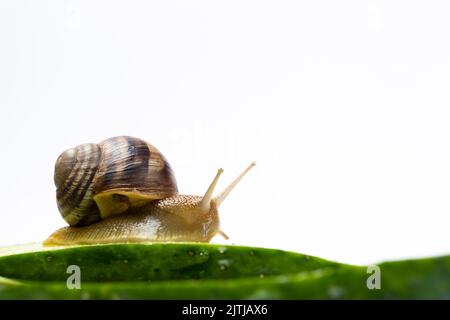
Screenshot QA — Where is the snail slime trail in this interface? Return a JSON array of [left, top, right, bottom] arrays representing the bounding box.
[[45, 136, 256, 245]]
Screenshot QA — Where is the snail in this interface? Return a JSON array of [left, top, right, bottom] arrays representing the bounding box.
[[43, 136, 255, 246]]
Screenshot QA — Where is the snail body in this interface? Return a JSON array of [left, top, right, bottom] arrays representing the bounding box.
[[44, 136, 255, 246]]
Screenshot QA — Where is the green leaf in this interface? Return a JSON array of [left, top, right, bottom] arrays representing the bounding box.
[[0, 243, 449, 299]]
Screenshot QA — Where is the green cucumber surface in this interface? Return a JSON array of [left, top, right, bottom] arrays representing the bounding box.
[[0, 243, 449, 299]]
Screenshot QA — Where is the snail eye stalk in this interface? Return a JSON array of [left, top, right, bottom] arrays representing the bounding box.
[[199, 168, 224, 213], [213, 162, 256, 208]]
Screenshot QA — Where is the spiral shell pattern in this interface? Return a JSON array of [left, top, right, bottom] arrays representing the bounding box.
[[54, 136, 178, 227]]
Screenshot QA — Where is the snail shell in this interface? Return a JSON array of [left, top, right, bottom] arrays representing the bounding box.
[[54, 136, 178, 227]]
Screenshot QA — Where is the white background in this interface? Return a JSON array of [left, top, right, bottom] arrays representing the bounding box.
[[1, 1, 450, 265]]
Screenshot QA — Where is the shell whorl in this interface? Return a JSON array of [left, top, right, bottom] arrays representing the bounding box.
[[55, 143, 102, 226], [94, 136, 177, 197], [55, 136, 178, 227]]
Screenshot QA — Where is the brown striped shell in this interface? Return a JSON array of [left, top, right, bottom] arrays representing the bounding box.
[[54, 136, 178, 227]]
